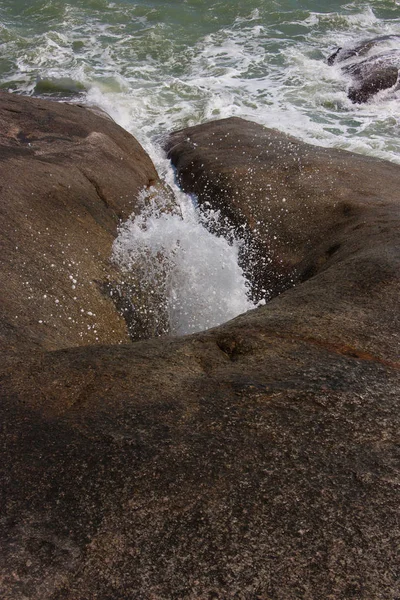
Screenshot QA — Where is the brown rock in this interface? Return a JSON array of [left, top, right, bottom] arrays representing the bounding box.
[[0, 91, 159, 351], [1, 115, 399, 599], [166, 118, 400, 361]]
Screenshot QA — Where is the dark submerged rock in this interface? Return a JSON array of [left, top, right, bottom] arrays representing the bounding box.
[[327, 34, 400, 65], [347, 62, 399, 103], [327, 36, 400, 103], [343, 51, 400, 103], [1, 112, 400, 599]]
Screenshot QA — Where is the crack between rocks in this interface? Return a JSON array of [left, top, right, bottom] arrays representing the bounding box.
[[79, 168, 111, 211], [3, 107, 23, 114]]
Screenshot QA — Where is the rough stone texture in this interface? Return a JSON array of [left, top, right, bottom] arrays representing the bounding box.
[[1, 114, 399, 599], [166, 117, 400, 315], [0, 91, 159, 351]]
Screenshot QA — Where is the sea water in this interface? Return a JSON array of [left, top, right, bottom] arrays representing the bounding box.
[[1, 0, 399, 334]]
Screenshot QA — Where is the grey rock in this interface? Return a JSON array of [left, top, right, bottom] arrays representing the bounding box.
[[327, 36, 400, 103]]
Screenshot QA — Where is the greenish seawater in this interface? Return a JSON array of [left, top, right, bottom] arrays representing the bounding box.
[[1, 0, 400, 162]]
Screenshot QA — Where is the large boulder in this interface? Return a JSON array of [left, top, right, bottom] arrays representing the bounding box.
[[1, 114, 399, 599], [166, 117, 400, 324], [0, 91, 159, 351]]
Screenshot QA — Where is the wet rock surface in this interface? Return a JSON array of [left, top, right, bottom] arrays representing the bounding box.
[[166, 116, 400, 316], [1, 110, 400, 599], [327, 35, 400, 103]]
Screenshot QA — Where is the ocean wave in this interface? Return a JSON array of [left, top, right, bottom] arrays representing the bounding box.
[[0, 0, 400, 163]]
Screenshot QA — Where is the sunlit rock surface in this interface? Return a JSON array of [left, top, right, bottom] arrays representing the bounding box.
[[0, 91, 159, 350], [1, 107, 399, 599], [166, 117, 400, 362]]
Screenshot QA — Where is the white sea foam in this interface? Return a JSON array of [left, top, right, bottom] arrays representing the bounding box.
[[4, 2, 400, 161], [112, 189, 255, 336]]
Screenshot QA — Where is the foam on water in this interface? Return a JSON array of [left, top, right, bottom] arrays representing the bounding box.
[[2, 1, 400, 160], [71, 4, 400, 164]]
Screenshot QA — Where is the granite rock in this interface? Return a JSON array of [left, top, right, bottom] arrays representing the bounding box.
[[1, 114, 399, 599]]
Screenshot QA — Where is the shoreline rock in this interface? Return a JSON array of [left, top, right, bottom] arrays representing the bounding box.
[[1, 103, 399, 599], [0, 91, 159, 351], [166, 117, 400, 339], [327, 36, 400, 103]]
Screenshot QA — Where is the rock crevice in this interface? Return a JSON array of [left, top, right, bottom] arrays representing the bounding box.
[[0, 101, 399, 599]]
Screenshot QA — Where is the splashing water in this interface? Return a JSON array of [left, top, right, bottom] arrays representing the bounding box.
[[2, 0, 400, 335], [112, 186, 255, 337]]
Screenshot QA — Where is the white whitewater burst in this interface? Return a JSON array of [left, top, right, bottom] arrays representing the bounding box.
[[112, 188, 255, 337]]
